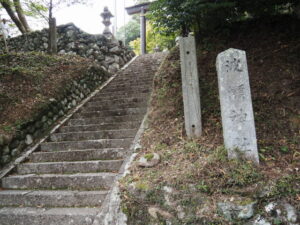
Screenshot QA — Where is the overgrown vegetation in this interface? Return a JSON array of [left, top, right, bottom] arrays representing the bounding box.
[[129, 23, 176, 54], [149, 0, 299, 36], [0, 52, 94, 136], [120, 16, 300, 224]]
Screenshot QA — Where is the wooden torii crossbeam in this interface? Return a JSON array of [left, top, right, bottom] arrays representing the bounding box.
[[125, 2, 151, 55]]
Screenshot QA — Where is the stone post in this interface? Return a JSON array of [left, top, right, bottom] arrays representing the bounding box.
[[179, 34, 202, 138], [101, 6, 114, 39], [140, 7, 146, 55], [216, 48, 259, 164], [48, 17, 57, 54]]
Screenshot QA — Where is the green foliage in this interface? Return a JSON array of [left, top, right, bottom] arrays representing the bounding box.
[[129, 23, 176, 55], [116, 20, 140, 47], [0, 52, 73, 84], [149, 0, 299, 36], [200, 146, 263, 190], [144, 153, 154, 160], [269, 174, 300, 198], [226, 160, 262, 186], [279, 146, 289, 153], [195, 180, 210, 193]]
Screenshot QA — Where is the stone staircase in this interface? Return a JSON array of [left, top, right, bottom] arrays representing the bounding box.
[[0, 53, 165, 225]]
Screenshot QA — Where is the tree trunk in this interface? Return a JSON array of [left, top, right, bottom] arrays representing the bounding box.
[[0, 0, 26, 34], [13, 0, 31, 32]]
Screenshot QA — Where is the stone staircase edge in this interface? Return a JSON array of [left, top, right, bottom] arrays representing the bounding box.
[[0, 55, 138, 180], [92, 107, 150, 225]]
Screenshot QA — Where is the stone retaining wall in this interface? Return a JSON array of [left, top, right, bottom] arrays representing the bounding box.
[[0, 23, 135, 74], [0, 65, 109, 168]]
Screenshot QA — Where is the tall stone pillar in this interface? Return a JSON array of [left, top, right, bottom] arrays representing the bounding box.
[[140, 7, 146, 55]]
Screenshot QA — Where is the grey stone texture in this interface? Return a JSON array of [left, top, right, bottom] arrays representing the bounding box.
[[216, 48, 259, 164], [217, 201, 256, 220], [0, 53, 166, 224], [0, 23, 135, 72]]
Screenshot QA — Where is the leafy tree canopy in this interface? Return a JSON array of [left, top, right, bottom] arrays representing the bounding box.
[[130, 22, 176, 55], [116, 19, 140, 47], [149, 0, 299, 36]]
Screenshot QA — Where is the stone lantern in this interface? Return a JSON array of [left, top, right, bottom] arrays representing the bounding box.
[[101, 6, 114, 38]]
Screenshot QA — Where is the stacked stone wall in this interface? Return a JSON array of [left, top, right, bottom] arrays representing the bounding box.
[[0, 23, 135, 73], [0, 64, 109, 168]]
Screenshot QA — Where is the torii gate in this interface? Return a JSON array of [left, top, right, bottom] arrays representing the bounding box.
[[125, 2, 151, 55]]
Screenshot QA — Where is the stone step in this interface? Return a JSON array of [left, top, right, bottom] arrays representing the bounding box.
[[67, 114, 144, 126], [0, 207, 99, 225], [81, 101, 147, 112], [50, 129, 137, 142], [100, 86, 151, 94], [17, 160, 123, 174], [0, 190, 107, 207], [2, 173, 116, 190], [29, 148, 126, 163], [96, 89, 150, 97], [90, 93, 150, 102], [86, 96, 147, 107], [108, 81, 153, 88], [40, 138, 133, 151], [73, 107, 147, 119], [102, 82, 151, 88], [113, 77, 153, 82], [59, 121, 140, 133]]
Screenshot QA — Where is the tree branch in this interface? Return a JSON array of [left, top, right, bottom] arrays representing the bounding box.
[[13, 0, 31, 32], [0, 0, 26, 33]]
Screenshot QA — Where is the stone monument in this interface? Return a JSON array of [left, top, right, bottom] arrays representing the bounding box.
[[101, 6, 114, 39], [216, 48, 259, 164]]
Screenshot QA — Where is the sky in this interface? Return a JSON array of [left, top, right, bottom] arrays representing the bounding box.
[[0, 0, 136, 36], [55, 0, 135, 35]]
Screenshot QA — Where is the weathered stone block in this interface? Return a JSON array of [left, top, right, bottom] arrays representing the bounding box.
[[216, 48, 259, 164]]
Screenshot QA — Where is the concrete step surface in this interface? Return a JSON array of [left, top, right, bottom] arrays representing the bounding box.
[[40, 138, 133, 151], [67, 114, 144, 126], [86, 96, 148, 107], [89, 93, 150, 102], [110, 77, 153, 82], [101, 84, 151, 91], [81, 102, 147, 113], [0, 190, 107, 207], [73, 107, 147, 119], [0, 53, 166, 224], [0, 207, 99, 225], [59, 122, 140, 133], [29, 148, 126, 163], [2, 173, 116, 190], [17, 160, 123, 174], [108, 82, 153, 88], [50, 129, 137, 142], [95, 89, 150, 97]]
